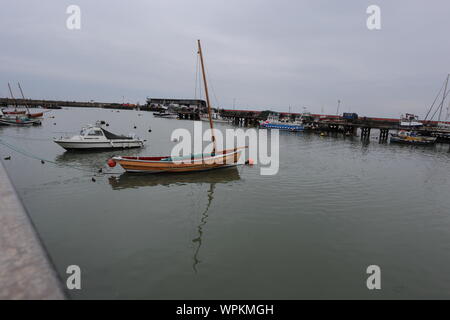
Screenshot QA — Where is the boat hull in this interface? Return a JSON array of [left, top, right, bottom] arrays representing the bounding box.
[[54, 140, 144, 150], [27, 112, 44, 118], [3, 111, 26, 115], [0, 118, 41, 126], [153, 113, 178, 119], [260, 123, 304, 131], [113, 149, 242, 173]]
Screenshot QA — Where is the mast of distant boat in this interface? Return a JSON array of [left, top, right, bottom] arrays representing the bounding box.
[[17, 82, 30, 115], [438, 74, 449, 122], [7, 83, 18, 112], [197, 39, 217, 155]]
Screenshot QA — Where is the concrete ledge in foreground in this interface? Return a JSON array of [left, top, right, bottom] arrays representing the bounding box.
[[0, 161, 65, 300]]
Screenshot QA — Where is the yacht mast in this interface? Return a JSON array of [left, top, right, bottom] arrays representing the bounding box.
[[438, 74, 449, 122], [197, 39, 217, 155], [17, 82, 30, 114], [7, 83, 18, 111]]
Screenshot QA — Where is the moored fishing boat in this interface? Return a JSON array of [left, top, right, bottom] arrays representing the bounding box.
[[259, 113, 304, 131], [390, 130, 437, 145], [54, 121, 145, 150], [110, 40, 246, 174]]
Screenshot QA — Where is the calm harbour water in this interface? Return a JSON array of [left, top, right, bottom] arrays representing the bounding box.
[[2, 107, 450, 299]]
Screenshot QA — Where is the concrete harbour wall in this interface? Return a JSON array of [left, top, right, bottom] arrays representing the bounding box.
[[0, 161, 65, 299]]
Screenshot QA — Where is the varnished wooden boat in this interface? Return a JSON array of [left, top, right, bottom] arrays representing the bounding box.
[[111, 147, 244, 173]]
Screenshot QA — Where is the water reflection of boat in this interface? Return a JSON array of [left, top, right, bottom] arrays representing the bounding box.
[[108, 166, 240, 190]]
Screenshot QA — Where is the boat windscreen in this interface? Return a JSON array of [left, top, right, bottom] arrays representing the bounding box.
[[101, 128, 133, 140]]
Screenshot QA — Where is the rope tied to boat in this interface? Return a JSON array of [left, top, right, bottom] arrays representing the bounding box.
[[0, 137, 122, 175]]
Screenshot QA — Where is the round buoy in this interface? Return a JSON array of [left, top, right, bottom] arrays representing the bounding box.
[[245, 158, 255, 165], [107, 159, 116, 167]]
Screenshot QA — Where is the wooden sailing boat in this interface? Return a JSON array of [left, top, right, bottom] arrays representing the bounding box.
[[110, 40, 245, 173]]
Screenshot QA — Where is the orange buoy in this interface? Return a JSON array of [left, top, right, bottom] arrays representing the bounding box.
[[107, 159, 116, 167]]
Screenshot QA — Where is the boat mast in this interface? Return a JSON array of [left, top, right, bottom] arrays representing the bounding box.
[[17, 82, 30, 114], [197, 39, 217, 155], [438, 74, 449, 122], [7, 83, 18, 111]]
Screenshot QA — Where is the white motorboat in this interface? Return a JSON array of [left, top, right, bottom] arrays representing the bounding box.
[[54, 122, 145, 150], [400, 113, 423, 127]]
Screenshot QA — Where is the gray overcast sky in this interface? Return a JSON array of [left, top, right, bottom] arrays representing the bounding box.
[[1, 0, 449, 117]]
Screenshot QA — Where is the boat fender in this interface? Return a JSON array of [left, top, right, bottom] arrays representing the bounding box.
[[245, 158, 254, 165], [107, 159, 116, 167]]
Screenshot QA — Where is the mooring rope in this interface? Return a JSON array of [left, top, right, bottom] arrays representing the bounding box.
[[0, 138, 121, 175]]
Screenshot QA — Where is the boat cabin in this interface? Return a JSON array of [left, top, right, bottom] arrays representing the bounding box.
[[80, 127, 105, 138]]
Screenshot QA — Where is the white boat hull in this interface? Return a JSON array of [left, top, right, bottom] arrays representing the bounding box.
[[54, 140, 144, 150], [400, 121, 422, 127]]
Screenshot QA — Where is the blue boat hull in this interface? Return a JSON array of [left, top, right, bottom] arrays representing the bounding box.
[[260, 123, 304, 131]]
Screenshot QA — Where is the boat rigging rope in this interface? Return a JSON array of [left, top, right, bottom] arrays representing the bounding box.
[[0, 138, 122, 175]]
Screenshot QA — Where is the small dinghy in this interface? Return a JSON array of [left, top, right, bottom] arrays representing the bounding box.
[[2, 110, 26, 115], [110, 147, 244, 173], [54, 121, 145, 150]]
